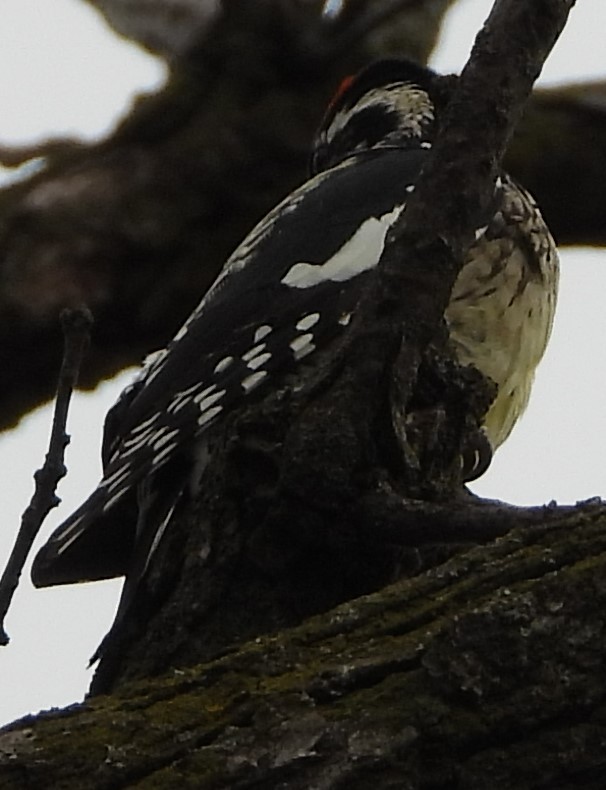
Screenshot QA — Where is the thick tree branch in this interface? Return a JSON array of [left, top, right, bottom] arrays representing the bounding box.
[[389, 0, 576, 256], [85, 0, 577, 695], [2, 505, 606, 788], [310, 0, 576, 495], [332, 0, 577, 483], [0, 4, 601, 787]]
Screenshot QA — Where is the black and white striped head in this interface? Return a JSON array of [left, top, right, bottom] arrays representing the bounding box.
[[311, 59, 440, 175]]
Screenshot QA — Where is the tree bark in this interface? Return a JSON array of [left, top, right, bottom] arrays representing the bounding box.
[[81, 0, 577, 694], [4, 2, 604, 788], [1, 502, 606, 789]]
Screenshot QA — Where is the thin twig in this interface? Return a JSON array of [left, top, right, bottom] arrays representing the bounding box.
[[0, 307, 93, 646]]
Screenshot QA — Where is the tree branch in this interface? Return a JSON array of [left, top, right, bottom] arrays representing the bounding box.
[[86, 0, 578, 695], [0, 4, 601, 786], [309, 0, 577, 498], [384, 0, 576, 289], [0, 307, 92, 645], [2, 505, 606, 787]]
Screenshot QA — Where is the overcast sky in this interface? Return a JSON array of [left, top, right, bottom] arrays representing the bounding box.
[[1, 0, 605, 727]]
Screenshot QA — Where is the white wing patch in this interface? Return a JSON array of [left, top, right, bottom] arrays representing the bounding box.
[[247, 352, 272, 371], [152, 428, 180, 451], [214, 356, 234, 374], [296, 312, 321, 332], [281, 205, 404, 289], [242, 343, 267, 362], [153, 442, 179, 466], [103, 464, 133, 493], [197, 405, 223, 427], [254, 325, 272, 343], [104, 488, 130, 512], [290, 333, 315, 360], [55, 523, 87, 556], [242, 370, 267, 393], [194, 388, 225, 412], [168, 382, 205, 415], [54, 514, 87, 552]]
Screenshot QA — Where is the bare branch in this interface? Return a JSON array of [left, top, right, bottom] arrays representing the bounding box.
[[0, 307, 92, 645]]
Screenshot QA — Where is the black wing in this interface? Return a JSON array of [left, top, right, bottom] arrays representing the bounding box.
[[31, 148, 426, 587]]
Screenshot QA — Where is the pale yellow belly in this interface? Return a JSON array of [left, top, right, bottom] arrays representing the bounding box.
[[444, 184, 559, 450]]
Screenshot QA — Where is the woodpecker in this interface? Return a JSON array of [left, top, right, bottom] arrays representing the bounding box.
[[32, 60, 558, 610]]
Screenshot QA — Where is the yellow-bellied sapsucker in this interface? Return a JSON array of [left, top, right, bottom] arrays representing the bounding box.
[[32, 60, 558, 613]]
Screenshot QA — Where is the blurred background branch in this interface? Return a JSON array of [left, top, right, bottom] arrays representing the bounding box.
[[0, 0, 602, 431]]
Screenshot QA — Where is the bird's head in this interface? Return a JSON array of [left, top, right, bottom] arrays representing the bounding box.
[[311, 59, 442, 175]]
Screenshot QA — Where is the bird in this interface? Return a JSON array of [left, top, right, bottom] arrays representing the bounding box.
[[31, 58, 558, 631]]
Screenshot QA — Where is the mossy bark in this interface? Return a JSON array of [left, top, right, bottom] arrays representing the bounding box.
[[2, 503, 606, 789], [1, 3, 600, 787]]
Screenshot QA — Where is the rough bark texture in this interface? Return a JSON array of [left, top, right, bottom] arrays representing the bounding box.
[[3, 1, 602, 788], [87, 338, 497, 694], [2, 504, 606, 788], [83, 0, 577, 696]]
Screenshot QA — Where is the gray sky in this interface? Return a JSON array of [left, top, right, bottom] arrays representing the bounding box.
[[1, 0, 605, 726]]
